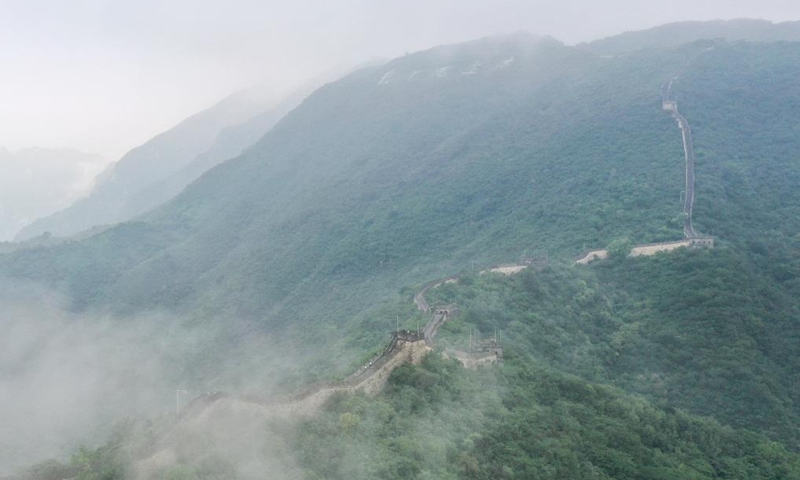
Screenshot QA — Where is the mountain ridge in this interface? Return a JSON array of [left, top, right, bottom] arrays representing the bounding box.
[[14, 88, 280, 241], [580, 18, 800, 55]]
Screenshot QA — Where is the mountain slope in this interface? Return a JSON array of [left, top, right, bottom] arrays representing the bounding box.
[[4, 35, 800, 389], [14, 89, 278, 241], [107, 83, 330, 227], [1, 34, 692, 317], [294, 357, 800, 480], [427, 248, 800, 446]]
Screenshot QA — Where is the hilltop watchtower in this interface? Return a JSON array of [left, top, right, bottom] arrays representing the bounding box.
[[431, 303, 459, 317], [690, 236, 714, 248]]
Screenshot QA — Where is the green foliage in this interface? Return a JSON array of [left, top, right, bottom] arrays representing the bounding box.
[[70, 442, 126, 480], [426, 246, 800, 446], [293, 355, 800, 479], [607, 237, 634, 259], [58, 419, 171, 480], [339, 412, 361, 433], [0, 34, 697, 382]]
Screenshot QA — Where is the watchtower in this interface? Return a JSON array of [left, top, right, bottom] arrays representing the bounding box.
[[431, 303, 459, 317], [690, 236, 714, 248]]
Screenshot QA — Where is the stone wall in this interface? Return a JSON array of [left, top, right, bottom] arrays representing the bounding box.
[[575, 249, 609, 264], [577, 237, 713, 264], [690, 237, 714, 248], [353, 339, 430, 396], [446, 350, 501, 370], [629, 240, 691, 257], [186, 339, 431, 424]]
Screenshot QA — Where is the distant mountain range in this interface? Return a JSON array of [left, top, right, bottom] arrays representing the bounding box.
[[14, 68, 369, 243], [13, 88, 282, 241], [0, 147, 106, 241]]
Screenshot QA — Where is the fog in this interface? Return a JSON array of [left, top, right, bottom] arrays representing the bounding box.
[[0, 278, 309, 475], [0, 275, 404, 477], [0, 148, 106, 241], [2, 0, 799, 160]]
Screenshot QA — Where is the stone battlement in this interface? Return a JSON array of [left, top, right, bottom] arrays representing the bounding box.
[[576, 236, 714, 264]]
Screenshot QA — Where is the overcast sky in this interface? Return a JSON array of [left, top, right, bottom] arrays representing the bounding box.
[[2, 0, 799, 160]]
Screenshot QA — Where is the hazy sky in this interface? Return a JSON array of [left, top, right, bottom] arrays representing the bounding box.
[[2, 0, 799, 160]]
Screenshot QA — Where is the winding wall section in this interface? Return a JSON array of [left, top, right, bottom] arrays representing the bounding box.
[[663, 78, 698, 238], [575, 79, 711, 266], [137, 268, 509, 476]]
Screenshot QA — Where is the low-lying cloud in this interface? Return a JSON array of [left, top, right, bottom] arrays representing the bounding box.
[[0, 278, 298, 475]]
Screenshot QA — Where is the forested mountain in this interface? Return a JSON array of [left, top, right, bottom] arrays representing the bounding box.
[[581, 18, 800, 55], [1, 33, 691, 320], [103, 67, 378, 230], [0, 148, 105, 241], [14, 88, 283, 241], [6, 27, 800, 478], [6, 32, 800, 372]]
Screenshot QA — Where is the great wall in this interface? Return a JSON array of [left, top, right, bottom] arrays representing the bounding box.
[[575, 77, 714, 265], [135, 269, 505, 477], [122, 76, 722, 478]]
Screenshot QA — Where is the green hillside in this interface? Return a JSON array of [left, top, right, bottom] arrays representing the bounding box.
[[37, 355, 800, 480], [4, 34, 800, 382], [293, 357, 800, 480], [426, 249, 800, 446], [0, 34, 692, 324]]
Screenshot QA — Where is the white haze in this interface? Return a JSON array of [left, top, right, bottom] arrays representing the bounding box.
[[2, 0, 800, 160], [0, 278, 303, 475], [0, 148, 108, 242], [0, 281, 175, 473]]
